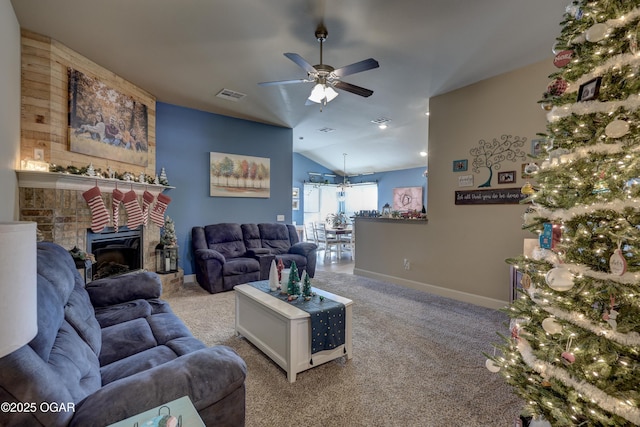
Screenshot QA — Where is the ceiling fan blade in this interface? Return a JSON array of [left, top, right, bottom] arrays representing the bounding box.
[[258, 78, 309, 86], [332, 58, 379, 78], [284, 52, 317, 75], [334, 81, 374, 97]]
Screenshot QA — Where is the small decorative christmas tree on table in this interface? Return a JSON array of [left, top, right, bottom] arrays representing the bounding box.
[[489, 2, 640, 426], [287, 261, 300, 297], [302, 271, 312, 301]]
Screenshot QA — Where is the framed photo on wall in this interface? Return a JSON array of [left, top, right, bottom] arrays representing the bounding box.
[[498, 171, 516, 184], [452, 159, 468, 172]]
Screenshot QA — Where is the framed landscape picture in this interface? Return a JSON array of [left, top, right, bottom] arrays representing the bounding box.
[[209, 152, 270, 198]]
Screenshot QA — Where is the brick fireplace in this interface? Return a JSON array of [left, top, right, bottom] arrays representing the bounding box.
[[17, 171, 165, 273]]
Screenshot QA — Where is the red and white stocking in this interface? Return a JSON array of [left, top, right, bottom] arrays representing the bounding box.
[[122, 190, 143, 229], [142, 190, 154, 227], [112, 188, 125, 231], [82, 186, 109, 233], [150, 193, 171, 227]]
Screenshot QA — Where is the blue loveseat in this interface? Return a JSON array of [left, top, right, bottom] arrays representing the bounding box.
[[192, 223, 318, 294], [0, 242, 246, 427]]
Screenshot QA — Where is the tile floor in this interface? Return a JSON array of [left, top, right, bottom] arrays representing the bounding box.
[[314, 249, 354, 274]]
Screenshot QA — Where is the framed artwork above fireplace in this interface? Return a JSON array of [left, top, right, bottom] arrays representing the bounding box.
[[68, 68, 149, 167]]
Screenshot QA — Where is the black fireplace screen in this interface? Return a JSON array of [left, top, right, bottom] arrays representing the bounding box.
[[86, 227, 142, 280]]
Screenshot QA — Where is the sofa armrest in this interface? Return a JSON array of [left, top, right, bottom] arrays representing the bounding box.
[[70, 346, 247, 427], [86, 272, 162, 307], [194, 248, 225, 263], [289, 241, 318, 257]]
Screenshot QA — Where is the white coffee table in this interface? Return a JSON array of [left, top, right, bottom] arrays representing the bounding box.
[[234, 284, 353, 383]]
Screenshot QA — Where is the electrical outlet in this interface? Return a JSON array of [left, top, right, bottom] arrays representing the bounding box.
[[403, 258, 410, 270], [276, 214, 285, 221]]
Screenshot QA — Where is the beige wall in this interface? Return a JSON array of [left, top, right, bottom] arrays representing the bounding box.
[[0, 1, 21, 221], [355, 59, 555, 308]]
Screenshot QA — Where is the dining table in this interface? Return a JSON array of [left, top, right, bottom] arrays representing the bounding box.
[[325, 226, 353, 258]]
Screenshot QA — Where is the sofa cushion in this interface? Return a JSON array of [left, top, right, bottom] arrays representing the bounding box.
[[147, 312, 194, 345], [93, 299, 153, 328], [258, 223, 292, 255], [99, 318, 157, 366], [48, 321, 102, 402], [204, 223, 248, 259], [100, 346, 177, 385], [65, 285, 102, 355], [241, 223, 262, 249], [223, 257, 260, 276]]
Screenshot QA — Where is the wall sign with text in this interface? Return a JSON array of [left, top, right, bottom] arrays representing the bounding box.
[[455, 188, 527, 205]]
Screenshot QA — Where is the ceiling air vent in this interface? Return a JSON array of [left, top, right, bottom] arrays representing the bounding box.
[[216, 89, 247, 102], [317, 127, 335, 133], [371, 117, 391, 125]]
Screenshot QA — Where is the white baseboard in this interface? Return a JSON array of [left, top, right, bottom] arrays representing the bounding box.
[[352, 268, 508, 310], [184, 273, 196, 284]]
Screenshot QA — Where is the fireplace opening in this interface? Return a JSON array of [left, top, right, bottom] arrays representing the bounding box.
[[86, 226, 143, 280]]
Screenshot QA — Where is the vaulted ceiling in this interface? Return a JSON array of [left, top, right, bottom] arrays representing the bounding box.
[[11, 0, 567, 175]]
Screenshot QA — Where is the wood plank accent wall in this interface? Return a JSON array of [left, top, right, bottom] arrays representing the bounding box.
[[20, 29, 157, 175], [18, 30, 163, 273]]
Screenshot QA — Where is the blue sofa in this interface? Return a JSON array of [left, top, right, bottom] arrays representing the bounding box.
[[192, 223, 318, 294], [0, 242, 246, 427]]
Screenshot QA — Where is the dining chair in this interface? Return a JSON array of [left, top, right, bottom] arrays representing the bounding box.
[[315, 223, 340, 259], [304, 222, 317, 244], [340, 225, 355, 260]]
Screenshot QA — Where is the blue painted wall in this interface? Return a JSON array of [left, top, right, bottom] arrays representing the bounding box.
[[293, 153, 428, 217], [365, 166, 428, 211], [292, 152, 336, 225], [156, 102, 293, 275]]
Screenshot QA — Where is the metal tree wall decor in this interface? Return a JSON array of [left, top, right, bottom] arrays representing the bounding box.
[[469, 134, 527, 188]]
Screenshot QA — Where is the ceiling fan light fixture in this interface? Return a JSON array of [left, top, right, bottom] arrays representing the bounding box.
[[308, 83, 339, 104], [308, 83, 325, 103], [325, 86, 339, 102]]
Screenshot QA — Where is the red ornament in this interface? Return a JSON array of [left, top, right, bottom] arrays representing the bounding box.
[[277, 258, 284, 282], [561, 351, 575, 364], [554, 50, 573, 68], [547, 77, 568, 97]]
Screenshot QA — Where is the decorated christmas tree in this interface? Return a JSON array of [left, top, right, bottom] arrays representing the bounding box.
[[491, 2, 640, 425], [160, 216, 177, 247]]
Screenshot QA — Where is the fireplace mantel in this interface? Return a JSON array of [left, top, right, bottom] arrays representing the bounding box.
[[17, 170, 174, 194]]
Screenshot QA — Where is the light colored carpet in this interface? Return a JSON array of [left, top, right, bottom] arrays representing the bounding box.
[[164, 271, 522, 427]]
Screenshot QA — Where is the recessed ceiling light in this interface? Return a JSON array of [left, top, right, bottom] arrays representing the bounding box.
[[425, 112, 430, 116], [420, 151, 428, 157]]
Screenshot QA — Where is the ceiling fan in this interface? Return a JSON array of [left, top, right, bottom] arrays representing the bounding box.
[[258, 23, 379, 106]]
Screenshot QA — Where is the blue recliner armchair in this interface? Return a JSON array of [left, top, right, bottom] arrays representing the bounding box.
[[192, 223, 317, 294], [0, 242, 247, 427]]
